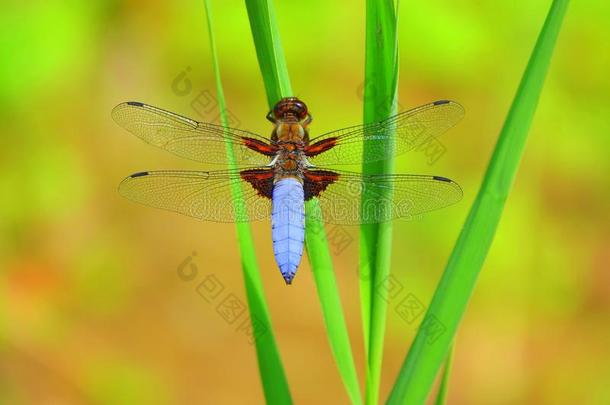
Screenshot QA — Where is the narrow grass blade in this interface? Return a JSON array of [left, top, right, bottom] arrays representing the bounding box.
[[360, 0, 399, 404], [244, 0, 291, 105], [387, 1, 570, 403], [244, 1, 362, 403], [433, 346, 453, 405], [305, 202, 363, 405], [203, 2, 291, 403]]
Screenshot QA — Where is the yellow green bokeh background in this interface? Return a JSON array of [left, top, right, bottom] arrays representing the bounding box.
[[1, 1, 609, 403]]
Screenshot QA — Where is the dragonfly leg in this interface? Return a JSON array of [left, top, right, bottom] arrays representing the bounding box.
[[266, 111, 276, 123], [302, 113, 313, 127]]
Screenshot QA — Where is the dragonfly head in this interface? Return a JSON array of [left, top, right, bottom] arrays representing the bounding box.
[[273, 97, 308, 121]]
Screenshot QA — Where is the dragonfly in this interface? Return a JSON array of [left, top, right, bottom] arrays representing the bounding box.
[[112, 97, 464, 284]]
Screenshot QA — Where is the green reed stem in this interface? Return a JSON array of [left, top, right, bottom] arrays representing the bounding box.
[[360, 1, 399, 404], [244, 0, 361, 403], [387, 1, 570, 402], [204, 1, 292, 403]]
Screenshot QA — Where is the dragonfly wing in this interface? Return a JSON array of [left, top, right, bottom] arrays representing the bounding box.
[[118, 169, 272, 222], [306, 100, 464, 166], [305, 169, 462, 224], [112, 102, 275, 166]]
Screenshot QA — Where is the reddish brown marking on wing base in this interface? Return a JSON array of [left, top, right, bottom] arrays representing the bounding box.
[[303, 169, 339, 200], [304, 137, 337, 157], [240, 169, 274, 199], [243, 137, 278, 156]]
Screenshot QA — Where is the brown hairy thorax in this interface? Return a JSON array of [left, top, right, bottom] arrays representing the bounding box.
[[241, 97, 339, 198]]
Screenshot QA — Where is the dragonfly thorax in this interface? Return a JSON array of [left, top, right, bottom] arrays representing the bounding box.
[[270, 118, 309, 183], [273, 122, 308, 142], [273, 142, 308, 183]]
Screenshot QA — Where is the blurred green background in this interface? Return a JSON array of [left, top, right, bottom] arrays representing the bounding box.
[[1, 0, 609, 404]]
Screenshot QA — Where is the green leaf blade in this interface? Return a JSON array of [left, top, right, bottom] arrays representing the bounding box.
[[433, 346, 454, 405], [305, 201, 363, 405], [360, 1, 399, 404], [244, 1, 362, 403], [244, 0, 292, 105], [203, 1, 292, 403], [388, 1, 570, 403]]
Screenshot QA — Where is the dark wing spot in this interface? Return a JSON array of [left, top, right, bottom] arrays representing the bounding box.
[[130, 171, 149, 178], [433, 100, 450, 106], [303, 170, 339, 200], [432, 175, 451, 182], [240, 169, 274, 198], [127, 101, 145, 107]]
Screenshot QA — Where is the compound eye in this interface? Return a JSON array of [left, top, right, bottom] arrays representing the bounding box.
[[296, 102, 308, 119]]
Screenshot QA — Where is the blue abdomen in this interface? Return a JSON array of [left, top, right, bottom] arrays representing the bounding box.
[[271, 178, 305, 284]]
